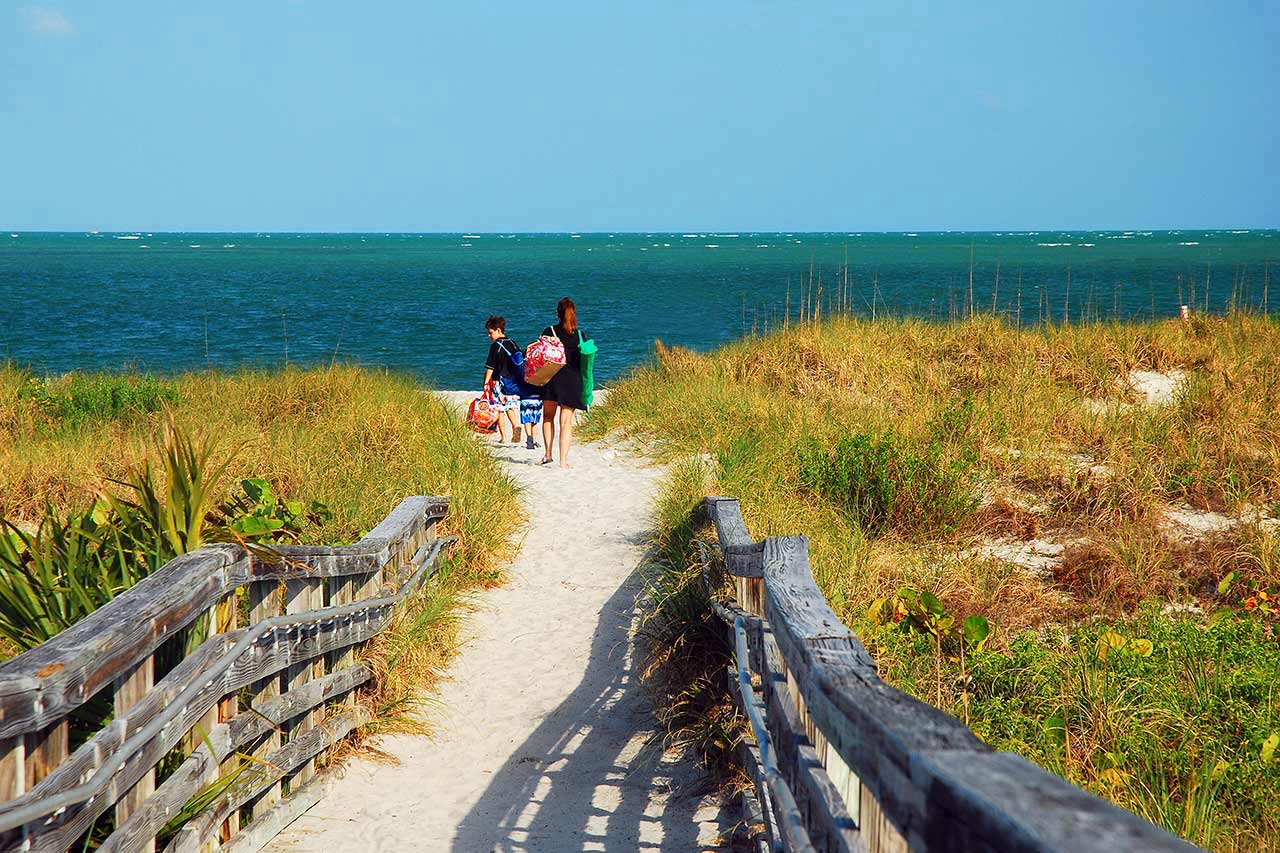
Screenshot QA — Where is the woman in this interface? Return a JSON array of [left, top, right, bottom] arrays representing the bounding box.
[[540, 296, 586, 469]]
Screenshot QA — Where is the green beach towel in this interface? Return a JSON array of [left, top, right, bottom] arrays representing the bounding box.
[[578, 330, 598, 407]]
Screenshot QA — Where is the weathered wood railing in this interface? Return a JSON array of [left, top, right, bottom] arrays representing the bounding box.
[[0, 496, 453, 853], [703, 496, 1200, 853]]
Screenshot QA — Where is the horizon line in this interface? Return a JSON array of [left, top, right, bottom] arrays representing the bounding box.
[[4, 227, 1277, 236]]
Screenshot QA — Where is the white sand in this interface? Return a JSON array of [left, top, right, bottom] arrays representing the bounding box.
[[1122, 369, 1186, 405], [266, 395, 731, 852], [972, 538, 1067, 575]]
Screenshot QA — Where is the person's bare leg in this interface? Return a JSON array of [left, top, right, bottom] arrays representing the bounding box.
[[507, 409, 521, 443], [541, 401, 558, 463], [558, 405, 575, 469]]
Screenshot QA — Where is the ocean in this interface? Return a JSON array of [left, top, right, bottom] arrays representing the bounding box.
[[2, 230, 1276, 389]]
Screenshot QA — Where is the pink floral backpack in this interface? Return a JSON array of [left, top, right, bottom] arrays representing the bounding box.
[[523, 328, 567, 386]]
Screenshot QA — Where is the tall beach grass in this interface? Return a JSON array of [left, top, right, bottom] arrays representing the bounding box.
[[586, 312, 1280, 851], [0, 364, 522, 728]]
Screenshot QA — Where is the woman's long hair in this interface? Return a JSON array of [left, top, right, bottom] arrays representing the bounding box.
[[557, 297, 578, 333]]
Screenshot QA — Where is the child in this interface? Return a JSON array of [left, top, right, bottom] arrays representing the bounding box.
[[483, 316, 523, 444], [518, 384, 542, 450]]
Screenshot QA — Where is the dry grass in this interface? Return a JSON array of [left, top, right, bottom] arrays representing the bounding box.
[[1, 364, 522, 736], [1, 365, 519, 578], [587, 313, 1280, 851], [589, 314, 1280, 633]]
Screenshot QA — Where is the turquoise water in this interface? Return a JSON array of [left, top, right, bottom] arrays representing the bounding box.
[[2, 230, 1276, 389]]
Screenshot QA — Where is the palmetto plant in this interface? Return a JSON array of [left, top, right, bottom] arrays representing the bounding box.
[[0, 419, 235, 653], [0, 504, 145, 649], [99, 418, 236, 571]]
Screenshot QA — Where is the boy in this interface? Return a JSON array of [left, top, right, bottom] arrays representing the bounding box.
[[483, 315, 538, 446]]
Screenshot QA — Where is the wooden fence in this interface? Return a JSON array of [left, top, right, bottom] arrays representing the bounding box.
[[703, 496, 1201, 853], [0, 496, 452, 853]]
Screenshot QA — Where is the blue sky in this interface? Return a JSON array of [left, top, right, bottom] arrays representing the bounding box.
[[2, 2, 1276, 231]]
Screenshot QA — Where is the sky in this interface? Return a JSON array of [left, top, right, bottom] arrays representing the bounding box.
[[1, 1, 1276, 232]]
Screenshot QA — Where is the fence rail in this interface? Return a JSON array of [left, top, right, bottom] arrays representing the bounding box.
[[0, 496, 452, 853], [702, 496, 1200, 853]]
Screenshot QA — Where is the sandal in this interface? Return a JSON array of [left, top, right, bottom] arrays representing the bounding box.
[[539, 456, 555, 465]]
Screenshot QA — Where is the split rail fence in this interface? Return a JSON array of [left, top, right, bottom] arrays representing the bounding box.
[[0, 496, 452, 853], [703, 496, 1200, 853]]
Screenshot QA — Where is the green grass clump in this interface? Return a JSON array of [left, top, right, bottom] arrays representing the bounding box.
[[797, 399, 985, 536], [873, 607, 1280, 850], [16, 372, 178, 429]]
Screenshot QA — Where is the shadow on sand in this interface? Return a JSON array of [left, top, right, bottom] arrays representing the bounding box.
[[451, 565, 725, 852]]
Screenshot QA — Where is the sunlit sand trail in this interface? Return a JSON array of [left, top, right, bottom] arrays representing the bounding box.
[[268, 394, 731, 852]]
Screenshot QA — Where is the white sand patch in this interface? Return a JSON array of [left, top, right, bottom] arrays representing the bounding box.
[[267, 415, 730, 852], [1084, 369, 1187, 413], [973, 538, 1066, 575], [979, 483, 1050, 516], [1161, 503, 1236, 540], [1122, 369, 1186, 405], [1242, 504, 1280, 534], [1160, 502, 1280, 541]]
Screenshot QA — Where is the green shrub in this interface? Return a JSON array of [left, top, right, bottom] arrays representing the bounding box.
[[798, 432, 898, 530], [797, 398, 986, 537], [224, 478, 333, 542], [17, 373, 177, 429]]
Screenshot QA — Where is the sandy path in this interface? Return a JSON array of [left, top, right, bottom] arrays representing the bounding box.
[[267, 396, 731, 852]]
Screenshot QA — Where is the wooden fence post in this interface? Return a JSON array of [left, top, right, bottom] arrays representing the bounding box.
[[283, 576, 324, 790], [0, 738, 22, 801], [0, 737, 24, 847], [115, 655, 156, 853], [247, 579, 284, 820], [218, 591, 240, 842], [327, 574, 357, 674], [23, 721, 68, 792]]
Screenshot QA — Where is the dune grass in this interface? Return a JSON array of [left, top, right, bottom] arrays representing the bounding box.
[[0, 364, 521, 727], [585, 313, 1280, 851]]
